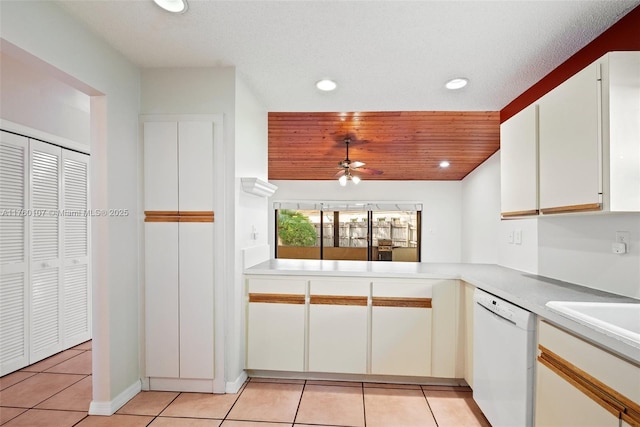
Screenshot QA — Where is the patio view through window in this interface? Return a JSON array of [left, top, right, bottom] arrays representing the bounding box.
[[275, 203, 421, 262]]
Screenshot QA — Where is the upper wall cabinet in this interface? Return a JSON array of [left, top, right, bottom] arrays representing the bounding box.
[[500, 104, 538, 217], [538, 51, 640, 214], [501, 51, 640, 217]]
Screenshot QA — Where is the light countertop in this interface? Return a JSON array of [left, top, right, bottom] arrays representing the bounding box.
[[245, 259, 640, 363]]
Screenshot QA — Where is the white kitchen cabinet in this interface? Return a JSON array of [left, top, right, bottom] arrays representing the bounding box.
[[308, 279, 369, 374], [538, 51, 640, 214], [371, 279, 432, 377], [535, 320, 640, 427], [431, 280, 462, 378], [143, 117, 215, 391], [500, 104, 538, 217], [538, 61, 601, 213], [246, 277, 306, 372]]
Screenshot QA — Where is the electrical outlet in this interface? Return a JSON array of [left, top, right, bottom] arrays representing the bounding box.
[[508, 230, 514, 244], [615, 231, 630, 245], [514, 229, 522, 245]]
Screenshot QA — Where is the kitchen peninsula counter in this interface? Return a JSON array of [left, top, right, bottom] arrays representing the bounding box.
[[245, 259, 640, 363]]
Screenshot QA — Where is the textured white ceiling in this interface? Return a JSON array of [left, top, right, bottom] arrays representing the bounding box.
[[57, 0, 639, 112]]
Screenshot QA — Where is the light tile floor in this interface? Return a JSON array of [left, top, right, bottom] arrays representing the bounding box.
[[0, 342, 491, 426]]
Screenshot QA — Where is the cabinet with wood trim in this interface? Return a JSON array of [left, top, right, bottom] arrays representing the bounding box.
[[246, 277, 306, 372], [244, 275, 463, 379], [535, 320, 640, 427], [500, 104, 538, 217], [308, 279, 370, 374], [142, 117, 215, 391], [537, 51, 640, 214], [501, 51, 640, 217], [371, 279, 433, 376]]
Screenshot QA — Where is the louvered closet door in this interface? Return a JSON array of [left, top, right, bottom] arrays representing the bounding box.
[[29, 140, 63, 363], [62, 150, 91, 348], [0, 131, 29, 375]]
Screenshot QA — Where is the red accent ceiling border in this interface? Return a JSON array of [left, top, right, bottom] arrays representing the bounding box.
[[501, 5, 640, 123]]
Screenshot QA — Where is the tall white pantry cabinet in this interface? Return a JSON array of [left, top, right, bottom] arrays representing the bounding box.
[[0, 130, 91, 376], [142, 117, 216, 392]]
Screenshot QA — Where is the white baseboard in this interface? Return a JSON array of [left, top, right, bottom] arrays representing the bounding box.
[[88, 379, 142, 416], [226, 371, 248, 393]]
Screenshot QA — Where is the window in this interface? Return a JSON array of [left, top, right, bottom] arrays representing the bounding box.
[[275, 202, 421, 262]]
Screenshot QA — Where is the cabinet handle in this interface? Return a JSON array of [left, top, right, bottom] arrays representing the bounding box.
[[540, 203, 601, 214]]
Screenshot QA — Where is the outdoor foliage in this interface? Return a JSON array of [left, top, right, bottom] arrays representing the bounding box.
[[278, 210, 317, 246]]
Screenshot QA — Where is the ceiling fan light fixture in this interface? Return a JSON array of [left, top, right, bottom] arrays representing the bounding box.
[[316, 79, 337, 92], [339, 175, 348, 186], [351, 175, 361, 184], [445, 78, 468, 90], [153, 0, 188, 13]]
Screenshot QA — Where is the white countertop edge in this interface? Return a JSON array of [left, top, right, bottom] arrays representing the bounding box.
[[244, 259, 640, 363]]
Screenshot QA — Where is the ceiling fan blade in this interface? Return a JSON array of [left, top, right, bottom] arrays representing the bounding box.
[[334, 169, 346, 178], [349, 161, 366, 168], [357, 167, 383, 175]]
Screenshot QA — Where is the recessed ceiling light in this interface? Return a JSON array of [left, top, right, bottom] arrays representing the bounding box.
[[439, 160, 450, 168], [445, 78, 468, 90], [153, 0, 188, 13], [316, 79, 337, 91]]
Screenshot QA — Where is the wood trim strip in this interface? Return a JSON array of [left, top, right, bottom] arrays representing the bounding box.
[[540, 203, 601, 215], [144, 210, 214, 223], [310, 295, 368, 306], [501, 209, 539, 218], [372, 297, 432, 308], [538, 345, 640, 423], [248, 293, 305, 305]]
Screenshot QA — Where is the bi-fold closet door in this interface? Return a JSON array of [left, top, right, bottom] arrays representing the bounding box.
[[143, 120, 214, 391], [0, 131, 91, 376]]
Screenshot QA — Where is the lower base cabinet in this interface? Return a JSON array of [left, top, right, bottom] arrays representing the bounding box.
[[371, 280, 432, 377], [308, 280, 369, 374], [245, 275, 463, 379], [535, 321, 640, 427], [246, 278, 306, 372]]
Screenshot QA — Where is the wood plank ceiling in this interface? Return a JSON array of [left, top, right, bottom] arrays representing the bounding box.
[[268, 111, 500, 181]]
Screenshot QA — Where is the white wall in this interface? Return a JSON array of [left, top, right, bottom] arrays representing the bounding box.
[[1, 0, 142, 410], [460, 151, 500, 263], [538, 213, 640, 299], [232, 76, 269, 387], [0, 51, 91, 147], [269, 180, 463, 262]]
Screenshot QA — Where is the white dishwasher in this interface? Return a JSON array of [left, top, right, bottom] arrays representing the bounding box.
[[473, 289, 536, 427]]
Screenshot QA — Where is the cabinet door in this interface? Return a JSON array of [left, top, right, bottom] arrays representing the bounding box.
[[0, 132, 29, 375], [178, 222, 214, 379], [61, 150, 91, 348], [246, 278, 306, 372], [143, 122, 178, 211], [371, 281, 432, 376], [535, 361, 619, 427], [29, 140, 63, 363], [500, 104, 538, 216], [538, 62, 601, 213], [144, 222, 179, 378], [431, 280, 461, 378], [308, 280, 368, 374], [178, 121, 213, 212]]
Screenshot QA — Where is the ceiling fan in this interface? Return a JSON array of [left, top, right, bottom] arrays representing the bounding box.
[[335, 137, 382, 185]]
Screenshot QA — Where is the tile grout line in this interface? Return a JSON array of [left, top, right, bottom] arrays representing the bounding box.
[[361, 381, 367, 427], [220, 376, 251, 422], [291, 379, 307, 426], [420, 386, 440, 427]]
